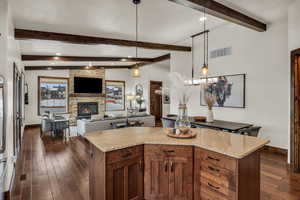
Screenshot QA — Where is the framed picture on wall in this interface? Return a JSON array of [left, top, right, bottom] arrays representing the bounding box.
[[105, 80, 125, 111], [200, 74, 246, 108], [163, 94, 170, 104]]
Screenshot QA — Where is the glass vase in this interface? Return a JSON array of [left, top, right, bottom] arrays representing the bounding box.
[[175, 104, 191, 129]]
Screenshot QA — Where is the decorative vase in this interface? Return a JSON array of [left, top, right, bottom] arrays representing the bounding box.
[[206, 109, 214, 123], [175, 104, 191, 129]]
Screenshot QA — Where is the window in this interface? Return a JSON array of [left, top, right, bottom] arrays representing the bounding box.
[[38, 76, 69, 115], [105, 80, 125, 111]]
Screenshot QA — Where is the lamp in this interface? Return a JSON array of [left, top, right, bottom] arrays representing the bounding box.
[[132, 0, 141, 78], [132, 65, 140, 77]]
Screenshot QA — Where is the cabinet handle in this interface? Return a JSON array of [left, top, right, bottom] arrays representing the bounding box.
[[206, 156, 220, 162], [121, 152, 132, 158], [208, 166, 220, 173], [90, 152, 94, 158], [139, 159, 143, 171], [170, 161, 174, 172], [164, 162, 168, 172], [163, 150, 175, 153], [207, 182, 220, 190]]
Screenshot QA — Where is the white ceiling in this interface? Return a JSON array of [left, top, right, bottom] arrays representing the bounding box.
[[11, 0, 292, 68]]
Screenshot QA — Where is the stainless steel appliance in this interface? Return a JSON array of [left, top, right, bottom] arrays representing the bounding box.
[[0, 75, 7, 200]]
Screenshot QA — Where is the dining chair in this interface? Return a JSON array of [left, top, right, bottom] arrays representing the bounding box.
[[161, 118, 175, 128], [41, 118, 53, 138], [53, 120, 70, 141], [238, 126, 262, 137]]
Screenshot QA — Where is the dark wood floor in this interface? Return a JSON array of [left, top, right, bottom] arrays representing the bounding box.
[[11, 127, 300, 200]]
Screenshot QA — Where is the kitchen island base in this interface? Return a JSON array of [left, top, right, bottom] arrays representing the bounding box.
[[89, 144, 261, 200]]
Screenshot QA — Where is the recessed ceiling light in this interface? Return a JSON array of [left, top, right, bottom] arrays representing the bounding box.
[[56, 53, 62, 56], [199, 17, 207, 22], [121, 58, 127, 62], [54, 56, 59, 60], [47, 67, 53, 70]]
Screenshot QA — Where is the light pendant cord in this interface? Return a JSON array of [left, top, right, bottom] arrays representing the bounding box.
[[203, 8, 206, 66], [135, 2, 138, 60], [192, 36, 194, 84]]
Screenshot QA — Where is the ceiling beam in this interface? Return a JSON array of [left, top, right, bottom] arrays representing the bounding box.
[[136, 54, 171, 67], [21, 55, 153, 62], [24, 65, 133, 71], [15, 29, 191, 52], [168, 0, 267, 32], [24, 54, 171, 71]]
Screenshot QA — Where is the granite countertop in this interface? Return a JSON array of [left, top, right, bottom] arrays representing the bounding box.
[[84, 127, 269, 159]]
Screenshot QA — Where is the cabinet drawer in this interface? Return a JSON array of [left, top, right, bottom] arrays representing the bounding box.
[[200, 187, 230, 200], [106, 145, 144, 164], [200, 162, 236, 190], [200, 177, 236, 199], [144, 144, 193, 158], [195, 148, 236, 171]]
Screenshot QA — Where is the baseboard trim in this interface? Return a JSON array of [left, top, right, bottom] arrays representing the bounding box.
[[263, 145, 288, 156], [4, 191, 10, 200], [24, 124, 41, 129]]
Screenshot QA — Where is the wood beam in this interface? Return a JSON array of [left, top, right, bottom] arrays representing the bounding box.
[[135, 54, 171, 68], [21, 55, 153, 62], [24, 54, 171, 71], [168, 0, 267, 32], [24, 65, 133, 71], [15, 29, 191, 52]]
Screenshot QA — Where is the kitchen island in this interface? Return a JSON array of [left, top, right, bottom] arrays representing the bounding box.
[[85, 127, 269, 200]]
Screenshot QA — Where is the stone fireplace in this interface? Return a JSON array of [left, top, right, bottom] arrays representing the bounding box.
[[69, 69, 105, 124]]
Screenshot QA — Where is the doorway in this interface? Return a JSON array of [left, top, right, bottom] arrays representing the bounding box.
[[150, 81, 162, 123], [13, 63, 22, 157], [291, 49, 300, 173]]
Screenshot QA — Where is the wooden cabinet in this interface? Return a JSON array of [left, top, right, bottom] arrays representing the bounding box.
[[194, 147, 260, 200], [90, 144, 144, 200], [90, 143, 261, 200], [144, 145, 193, 200]]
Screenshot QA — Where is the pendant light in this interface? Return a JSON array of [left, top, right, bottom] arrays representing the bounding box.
[[201, 8, 209, 77], [132, 0, 141, 78]]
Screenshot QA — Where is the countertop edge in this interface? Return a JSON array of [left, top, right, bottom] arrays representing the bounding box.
[[85, 137, 270, 159]]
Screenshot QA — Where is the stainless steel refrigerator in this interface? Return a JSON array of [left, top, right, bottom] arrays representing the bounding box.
[[0, 76, 7, 200]]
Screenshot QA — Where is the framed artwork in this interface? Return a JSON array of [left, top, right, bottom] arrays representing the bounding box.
[[135, 84, 143, 96], [105, 80, 125, 111], [38, 76, 69, 115], [163, 94, 170, 104], [200, 74, 246, 108]]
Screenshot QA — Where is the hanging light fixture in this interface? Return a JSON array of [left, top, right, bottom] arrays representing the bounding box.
[[201, 8, 209, 77], [132, 0, 141, 78]]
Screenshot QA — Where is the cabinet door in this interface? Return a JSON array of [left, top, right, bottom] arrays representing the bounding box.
[[106, 156, 144, 200], [169, 153, 194, 200], [144, 157, 169, 200]]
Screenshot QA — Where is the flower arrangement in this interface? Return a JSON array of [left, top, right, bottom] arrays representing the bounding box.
[[204, 92, 216, 110]]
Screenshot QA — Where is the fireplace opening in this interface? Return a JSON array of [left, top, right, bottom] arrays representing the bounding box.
[[78, 102, 98, 118]]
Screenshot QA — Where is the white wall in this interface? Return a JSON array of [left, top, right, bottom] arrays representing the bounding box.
[[25, 70, 69, 125], [171, 18, 289, 150], [0, 0, 24, 191], [288, 0, 300, 51]]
